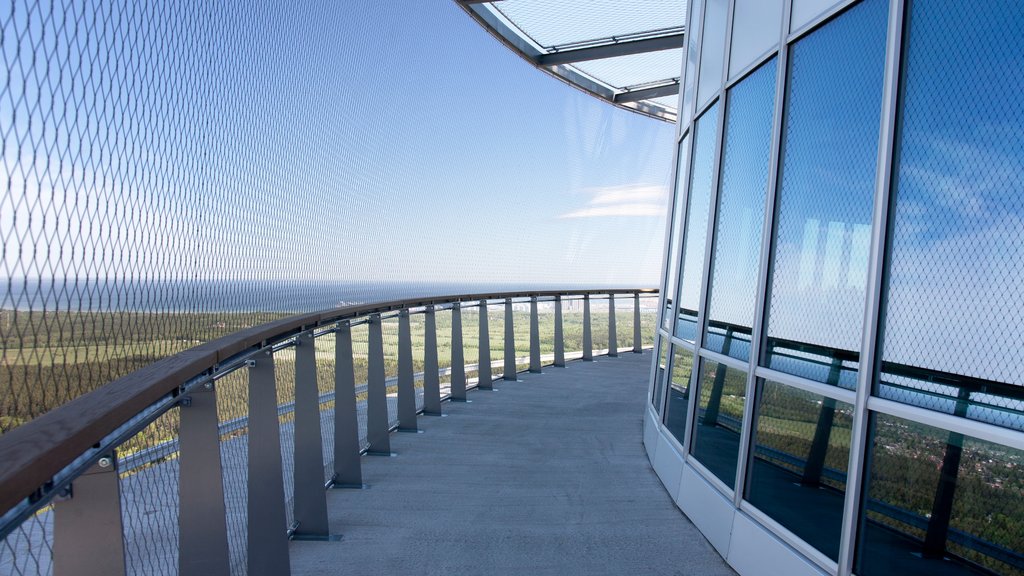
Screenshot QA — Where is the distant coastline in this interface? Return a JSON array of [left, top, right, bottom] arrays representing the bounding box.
[[1, 278, 635, 313]]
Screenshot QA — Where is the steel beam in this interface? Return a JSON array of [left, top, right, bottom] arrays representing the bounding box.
[[538, 33, 685, 67], [614, 82, 680, 103]]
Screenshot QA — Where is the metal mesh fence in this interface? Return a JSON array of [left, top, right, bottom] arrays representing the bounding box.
[[0, 512, 52, 576], [215, 369, 250, 576], [118, 407, 181, 576]]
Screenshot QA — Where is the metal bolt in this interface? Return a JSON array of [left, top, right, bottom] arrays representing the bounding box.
[[97, 457, 112, 469], [246, 359, 257, 368], [204, 381, 213, 390]]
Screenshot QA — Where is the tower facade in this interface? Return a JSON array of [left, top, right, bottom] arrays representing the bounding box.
[[646, 1, 1024, 574]]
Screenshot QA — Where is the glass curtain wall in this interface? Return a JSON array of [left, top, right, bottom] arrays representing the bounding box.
[[650, 0, 1024, 574]]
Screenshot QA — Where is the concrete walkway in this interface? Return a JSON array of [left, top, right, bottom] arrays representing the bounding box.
[[290, 352, 735, 576]]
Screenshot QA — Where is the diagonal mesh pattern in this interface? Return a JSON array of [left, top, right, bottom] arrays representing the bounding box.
[[763, 0, 888, 383], [704, 57, 776, 361], [882, 0, 1024, 417]]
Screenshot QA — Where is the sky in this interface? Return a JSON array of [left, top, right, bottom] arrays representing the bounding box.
[[0, 0, 677, 297]]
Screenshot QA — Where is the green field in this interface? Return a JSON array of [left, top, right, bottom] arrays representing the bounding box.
[[0, 306, 658, 433]]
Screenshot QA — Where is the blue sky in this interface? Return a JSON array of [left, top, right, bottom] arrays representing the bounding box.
[[0, 0, 677, 291]]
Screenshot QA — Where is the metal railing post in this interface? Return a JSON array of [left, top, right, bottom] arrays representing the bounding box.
[[529, 296, 541, 373], [583, 294, 593, 361], [801, 357, 843, 487], [53, 453, 126, 576], [633, 292, 643, 353], [554, 295, 566, 367], [366, 314, 392, 455], [422, 306, 443, 415], [332, 320, 363, 487], [478, 300, 493, 390], [292, 332, 330, 539], [702, 328, 733, 428], [397, 310, 418, 432], [608, 294, 618, 357], [247, 353, 291, 575], [179, 385, 230, 575], [450, 303, 468, 401], [924, 388, 970, 558], [503, 297, 517, 380]]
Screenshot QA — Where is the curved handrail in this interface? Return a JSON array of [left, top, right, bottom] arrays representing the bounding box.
[[0, 288, 656, 517]]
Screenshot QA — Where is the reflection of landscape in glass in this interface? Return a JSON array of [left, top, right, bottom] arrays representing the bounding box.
[[746, 381, 852, 560], [858, 414, 1024, 576], [658, 0, 1024, 572], [663, 346, 694, 445], [653, 337, 670, 414], [690, 359, 746, 489]]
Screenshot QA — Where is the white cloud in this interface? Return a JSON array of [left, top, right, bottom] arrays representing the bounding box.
[[557, 183, 669, 219]]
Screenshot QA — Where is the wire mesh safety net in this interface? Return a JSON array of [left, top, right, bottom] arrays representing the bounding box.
[[0, 0, 673, 574], [0, 0, 673, 436]]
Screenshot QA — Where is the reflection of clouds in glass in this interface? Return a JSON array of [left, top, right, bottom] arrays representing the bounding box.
[[772, 218, 871, 351], [706, 58, 775, 334], [797, 219, 818, 290], [901, 131, 1024, 236], [883, 1, 1024, 385], [678, 104, 719, 310], [765, 0, 887, 357], [822, 221, 845, 289], [885, 213, 1024, 383], [557, 183, 668, 219]]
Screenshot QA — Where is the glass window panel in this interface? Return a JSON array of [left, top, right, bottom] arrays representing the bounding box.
[[652, 336, 670, 414], [856, 413, 1024, 576], [674, 104, 719, 343], [664, 346, 695, 445], [880, 0, 1024, 427], [681, 0, 704, 123], [704, 58, 777, 362], [696, 0, 729, 108], [790, 0, 843, 34], [663, 136, 690, 330], [729, 0, 783, 78], [690, 359, 747, 489], [763, 0, 888, 386], [745, 380, 852, 561]]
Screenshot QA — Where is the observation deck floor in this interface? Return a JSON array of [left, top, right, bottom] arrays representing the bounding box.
[[290, 351, 735, 576]]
